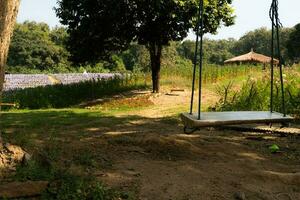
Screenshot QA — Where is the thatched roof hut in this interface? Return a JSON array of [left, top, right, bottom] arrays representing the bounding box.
[[224, 49, 279, 65]]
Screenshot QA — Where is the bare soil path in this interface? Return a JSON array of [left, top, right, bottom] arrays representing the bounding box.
[[86, 89, 300, 199], [1, 89, 299, 199]]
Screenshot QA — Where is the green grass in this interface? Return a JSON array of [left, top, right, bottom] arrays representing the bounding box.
[[0, 108, 146, 199], [213, 65, 300, 117], [1, 64, 299, 199], [160, 63, 262, 89], [3, 74, 147, 109], [1, 109, 108, 145], [0, 105, 179, 199], [15, 160, 128, 200]]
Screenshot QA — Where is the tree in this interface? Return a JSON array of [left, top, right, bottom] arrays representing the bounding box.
[[178, 39, 235, 65], [50, 26, 69, 47], [202, 38, 235, 64], [0, 0, 20, 104], [232, 27, 292, 63], [287, 23, 300, 63], [177, 40, 196, 63], [7, 22, 70, 71], [121, 44, 150, 72], [233, 27, 271, 56], [56, 0, 235, 93]]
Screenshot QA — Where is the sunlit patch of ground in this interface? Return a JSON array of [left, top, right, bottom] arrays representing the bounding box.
[[1, 87, 299, 199]]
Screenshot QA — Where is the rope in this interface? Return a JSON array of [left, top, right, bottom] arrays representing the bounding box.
[[198, 0, 204, 120], [269, 0, 286, 116], [270, 1, 275, 113], [189, 0, 287, 123], [269, 0, 282, 28], [190, 0, 204, 120], [190, 0, 202, 115]]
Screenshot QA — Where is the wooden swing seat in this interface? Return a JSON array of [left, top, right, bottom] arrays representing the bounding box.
[[181, 111, 293, 128]]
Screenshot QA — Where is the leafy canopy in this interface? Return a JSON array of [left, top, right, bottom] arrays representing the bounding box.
[[287, 23, 300, 62], [232, 27, 293, 63], [7, 21, 69, 71], [56, 0, 235, 64]]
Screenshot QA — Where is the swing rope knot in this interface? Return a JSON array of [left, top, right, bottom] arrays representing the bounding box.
[[269, 0, 282, 28]]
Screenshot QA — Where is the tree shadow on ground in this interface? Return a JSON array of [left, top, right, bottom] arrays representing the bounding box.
[[1, 109, 300, 199], [0, 109, 181, 152], [1, 109, 299, 165]]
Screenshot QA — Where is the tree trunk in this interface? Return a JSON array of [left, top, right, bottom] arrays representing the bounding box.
[[0, 0, 20, 140], [148, 43, 162, 93]]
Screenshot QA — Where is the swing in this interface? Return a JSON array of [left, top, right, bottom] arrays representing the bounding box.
[[181, 0, 293, 134]]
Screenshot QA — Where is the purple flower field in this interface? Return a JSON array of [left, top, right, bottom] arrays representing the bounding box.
[[3, 73, 119, 91]]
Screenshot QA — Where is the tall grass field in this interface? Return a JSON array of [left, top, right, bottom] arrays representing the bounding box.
[[213, 65, 300, 117]]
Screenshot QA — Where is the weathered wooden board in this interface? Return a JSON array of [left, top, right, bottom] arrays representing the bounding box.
[[181, 111, 294, 128]]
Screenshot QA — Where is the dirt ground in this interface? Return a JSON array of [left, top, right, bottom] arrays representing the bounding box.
[[83, 90, 300, 200], [2, 89, 300, 199]]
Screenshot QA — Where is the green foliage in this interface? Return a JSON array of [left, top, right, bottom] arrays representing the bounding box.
[[214, 78, 270, 111], [56, 0, 235, 92], [177, 39, 235, 65], [176, 27, 295, 66], [5, 19, 298, 75], [3, 75, 146, 109], [287, 23, 300, 63], [202, 39, 235, 64], [269, 144, 280, 153], [7, 21, 70, 71], [15, 159, 56, 181], [43, 176, 119, 200], [55, 0, 137, 64], [15, 156, 122, 200], [213, 67, 300, 117], [55, 0, 234, 64], [121, 44, 150, 72], [177, 40, 195, 62], [73, 150, 97, 167], [232, 27, 293, 63], [109, 55, 126, 72], [50, 26, 69, 47], [78, 63, 110, 73], [233, 27, 271, 56], [6, 21, 134, 73], [161, 61, 258, 86]]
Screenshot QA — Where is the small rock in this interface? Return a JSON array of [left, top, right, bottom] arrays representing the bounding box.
[[22, 152, 32, 164], [0, 143, 29, 172], [234, 191, 246, 200], [5, 143, 25, 159], [0, 181, 49, 198]]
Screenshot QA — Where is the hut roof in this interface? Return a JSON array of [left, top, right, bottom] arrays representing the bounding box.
[[224, 50, 279, 64]]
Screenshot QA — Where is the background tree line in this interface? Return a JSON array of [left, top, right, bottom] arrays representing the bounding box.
[[6, 21, 300, 74]]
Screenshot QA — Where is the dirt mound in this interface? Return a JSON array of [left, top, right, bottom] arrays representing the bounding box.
[[108, 133, 204, 161], [141, 135, 203, 160]]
